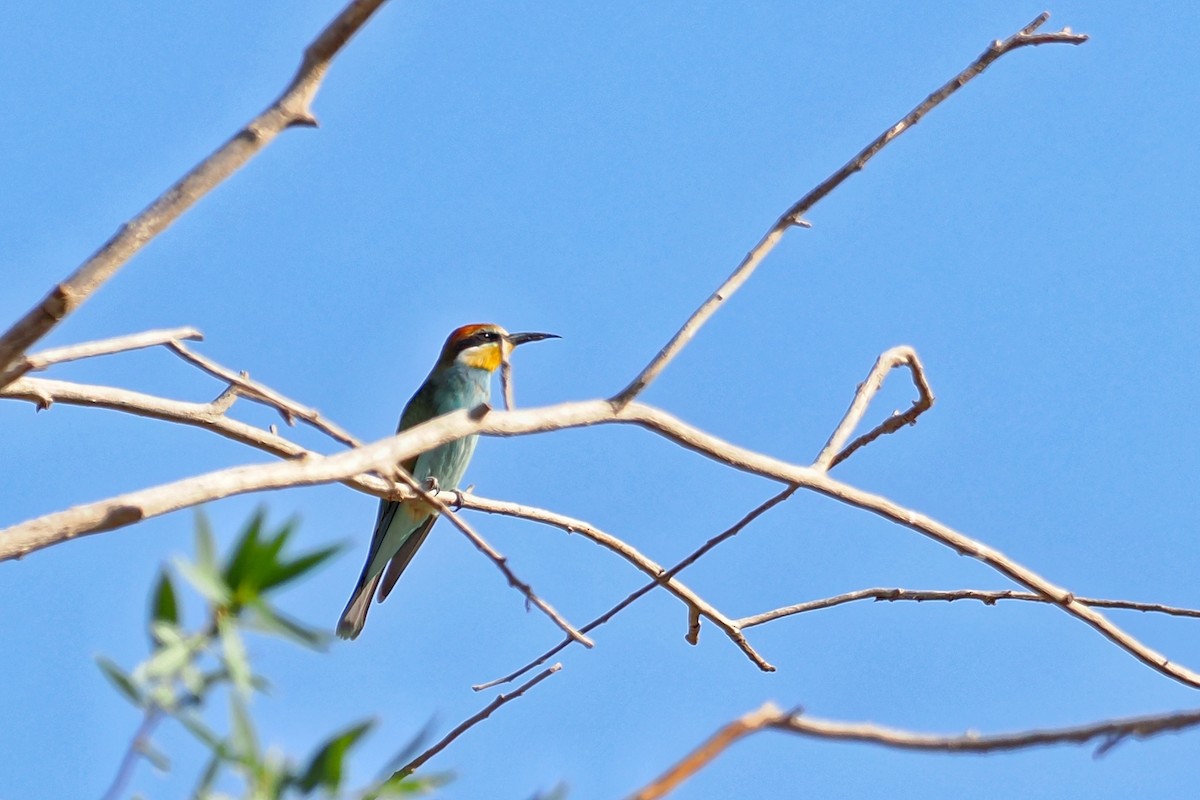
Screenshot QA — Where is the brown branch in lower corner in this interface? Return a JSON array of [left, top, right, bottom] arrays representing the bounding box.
[[737, 588, 1200, 628], [393, 663, 562, 779], [611, 13, 1087, 408], [627, 702, 1200, 799], [0, 0, 391, 388]]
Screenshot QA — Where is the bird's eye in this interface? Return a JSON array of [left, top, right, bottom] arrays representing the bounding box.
[[480, 331, 499, 342]]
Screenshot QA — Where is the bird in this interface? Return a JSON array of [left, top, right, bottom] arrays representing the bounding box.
[[336, 323, 559, 640]]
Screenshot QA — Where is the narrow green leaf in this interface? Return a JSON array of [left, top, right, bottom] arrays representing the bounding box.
[[260, 543, 344, 593], [142, 638, 193, 682], [229, 693, 259, 763], [174, 558, 232, 606], [222, 508, 265, 592], [151, 569, 180, 627], [190, 750, 222, 800], [194, 510, 217, 571], [150, 621, 184, 647], [296, 719, 375, 793], [136, 737, 171, 773], [96, 655, 143, 706], [218, 615, 252, 696], [177, 711, 222, 750], [248, 599, 331, 651]]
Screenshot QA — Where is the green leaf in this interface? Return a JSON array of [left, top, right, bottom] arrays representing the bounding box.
[[248, 599, 331, 651], [177, 711, 222, 750], [194, 510, 217, 571], [96, 655, 143, 706], [218, 615, 252, 696], [190, 750, 222, 800], [137, 737, 171, 773], [174, 557, 232, 607], [366, 770, 451, 798], [296, 719, 375, 794], [260, 542, 344, 593], [150, 621, 185, 648], [229, 693, 259, 764], [221, 508, 265, 592], [151, 568, 180, 627]]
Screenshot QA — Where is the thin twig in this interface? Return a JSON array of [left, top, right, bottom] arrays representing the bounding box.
[[768, 705, 1200, 755], [393, 664, 562, 779], [0, 0, 391, 388], [738, 588, 1200, 629], [17, 327, 202, 375], [100, 708, 164, 800], [393, 471, 594, 648], [612, 13, 1087, 408], [167, 341, 361, 448], [628, 701, 1200, 799], [2, 376, 304, 457], [467, 496, 776, 673], [813, 346, 934, 470], [473, 487, 795, 691]]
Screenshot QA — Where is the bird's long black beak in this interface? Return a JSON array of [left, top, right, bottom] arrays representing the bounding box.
[[506, 332, 560, 347]]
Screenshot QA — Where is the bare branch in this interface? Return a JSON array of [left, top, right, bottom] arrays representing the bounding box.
[[473, 488, 796, 691], [814, 346, 934, 470], [393, 663, 562, 779], [16, 327, 203, 376], [738, 588, 1200, 628], [4, 377, 1192, 689], [0, 0, 390, 388], [2, 376, 306, 458], [768, 705, 1200, 755], [611, 13, 1087, 408], [167, 341, 360, 448], [629, 700, 1200, 798], [394, 473, 594, 649]]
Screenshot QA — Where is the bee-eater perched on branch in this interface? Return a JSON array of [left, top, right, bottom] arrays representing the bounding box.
[[337, 323, 559, 640]]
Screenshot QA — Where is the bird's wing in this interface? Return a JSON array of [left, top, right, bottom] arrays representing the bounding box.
[[376, 512, 438, 602]]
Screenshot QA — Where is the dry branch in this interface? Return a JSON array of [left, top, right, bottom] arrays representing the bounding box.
[[393, 663, 562, 779], [628, 701, 1200, 799], [814, 346, 934, 470], [167, 341, 360, 448], [738, 587, 1200, 628], [19, 327, 202, 373], [612, 13, 1086, 408], [0, 0, 391, 388], [472, 489, 793, 690], [391, 472, 594, 648], [4, 395, 1191, 690]]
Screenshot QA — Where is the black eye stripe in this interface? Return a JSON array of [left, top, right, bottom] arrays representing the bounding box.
[[454, 331, 500, 353]]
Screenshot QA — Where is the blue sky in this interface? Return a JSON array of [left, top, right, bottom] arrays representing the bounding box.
[[4, 2, 1200, 798]]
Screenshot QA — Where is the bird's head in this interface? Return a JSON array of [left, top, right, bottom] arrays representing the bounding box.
[[439, 323, 559, 372]]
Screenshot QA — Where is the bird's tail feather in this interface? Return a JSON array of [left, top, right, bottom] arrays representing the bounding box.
[[336, 571, 382, 640]]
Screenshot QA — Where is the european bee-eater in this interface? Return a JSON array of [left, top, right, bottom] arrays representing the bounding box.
[[336, 323, 558, 640]]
